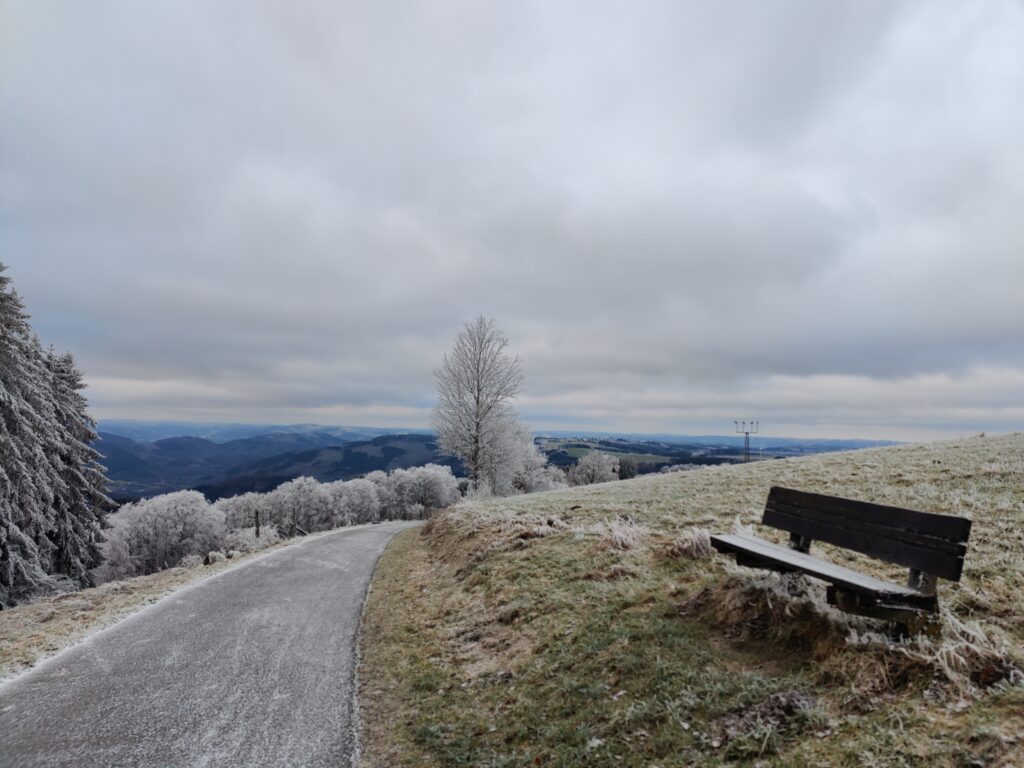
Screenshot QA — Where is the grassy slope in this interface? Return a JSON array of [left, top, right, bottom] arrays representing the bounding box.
[[359, 435, 1024, 767]]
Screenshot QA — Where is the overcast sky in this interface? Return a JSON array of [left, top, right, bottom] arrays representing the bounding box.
[[2, 1, 1023, 441]]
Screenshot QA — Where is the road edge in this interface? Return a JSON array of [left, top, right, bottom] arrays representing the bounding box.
[[350, 522, 422, 767], [0, 522, 388, 693]]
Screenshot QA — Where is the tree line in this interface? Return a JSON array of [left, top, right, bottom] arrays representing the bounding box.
[[97, 464, 460, 581]]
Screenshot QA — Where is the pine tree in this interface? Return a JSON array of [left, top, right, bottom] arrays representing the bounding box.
[[45, 349, 111, 585], [0, 263, 110, 605], [0, 264, 54, 603]]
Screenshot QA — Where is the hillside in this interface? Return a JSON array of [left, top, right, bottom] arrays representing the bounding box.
[[96, 420, 406, 444], [98, 431, 457, 501], [195, 434, 460, 499], [359, 434, 1024, 767]]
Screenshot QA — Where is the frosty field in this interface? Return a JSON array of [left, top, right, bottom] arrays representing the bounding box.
[[358, 434, 1024, 767]]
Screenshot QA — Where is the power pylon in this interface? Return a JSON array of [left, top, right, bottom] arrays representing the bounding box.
[[734, 421, 759, 463]]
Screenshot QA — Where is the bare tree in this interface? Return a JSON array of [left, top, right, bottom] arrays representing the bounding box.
[[432, 316, 525, 491]]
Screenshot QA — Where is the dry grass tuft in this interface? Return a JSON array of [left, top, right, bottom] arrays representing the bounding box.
[[603, 515, 647, 550], [664, 527, 714, 559], [898, 610, 1024, 694]]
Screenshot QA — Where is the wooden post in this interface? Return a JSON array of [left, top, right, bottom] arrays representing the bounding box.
[[788, 533, 812, 553], [255, 509, 260, 539], [908, 569, 937, 596]]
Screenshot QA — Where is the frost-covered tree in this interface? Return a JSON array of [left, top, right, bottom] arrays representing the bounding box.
[[362, 466, 458, 519], [0, 263, 110, 605], [568, 452, 620, 486], [365, 470, 403, 519], [266, 476, 333, 534], [215, 492, 269, 531], [410, 464, 461, 509], [433, 317, 525, 492], [45, 349, 111, 583], [323, 478, 380, 525], [97, 491, 224, 579]]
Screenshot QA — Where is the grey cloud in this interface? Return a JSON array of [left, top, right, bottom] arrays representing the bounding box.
[[2, 0, 1023, 439]]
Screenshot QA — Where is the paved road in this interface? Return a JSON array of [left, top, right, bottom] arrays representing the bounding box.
[[0, 521, 418, 768]]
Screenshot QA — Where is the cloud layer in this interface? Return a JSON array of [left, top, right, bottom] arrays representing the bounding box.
[[2, 1, 1023, 439]]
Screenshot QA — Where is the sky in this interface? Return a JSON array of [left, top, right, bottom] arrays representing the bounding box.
[[2, 1, 1023, 442]]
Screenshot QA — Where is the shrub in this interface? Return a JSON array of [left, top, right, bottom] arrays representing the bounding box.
[[223, 525, 281, 553], [266, 476, 333, 534], [214, 492, 269, 531], [96, 491, 224, 580], [568, 452, 619, 486]]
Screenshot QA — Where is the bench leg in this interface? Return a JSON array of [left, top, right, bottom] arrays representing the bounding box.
[[826, 586, 941, 638], [907, 569, 938, 596]]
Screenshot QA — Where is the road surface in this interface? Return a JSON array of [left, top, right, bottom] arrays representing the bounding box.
[[0, 521, 418, 768]]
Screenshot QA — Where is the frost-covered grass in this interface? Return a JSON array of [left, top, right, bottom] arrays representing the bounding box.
[[359, 434, 1024, 767]]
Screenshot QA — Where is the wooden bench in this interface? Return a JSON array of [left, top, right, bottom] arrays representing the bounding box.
[[710, 487, 972, 634]]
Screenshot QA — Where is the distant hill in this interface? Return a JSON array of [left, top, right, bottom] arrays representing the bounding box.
[[97, 419, 425, 444], [96, 420, 899, 503], [194, 434, 461, 500], [97, 431, 459, 502], [536, 431, 900, 452]]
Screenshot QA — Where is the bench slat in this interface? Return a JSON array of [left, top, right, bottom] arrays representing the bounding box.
[[764, 487, 970, 581], [769, 487, 971, 542], [710, 533, 937, 610], [764, 504, 967, 581], [766, 501, 967, 556]]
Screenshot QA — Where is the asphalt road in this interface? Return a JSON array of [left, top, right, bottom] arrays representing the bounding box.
[[0, 521, 418, 768]]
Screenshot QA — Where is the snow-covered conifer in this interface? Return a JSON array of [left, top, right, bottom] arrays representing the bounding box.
[[0, 265, 60, 603], [45, 349, 111, 585]]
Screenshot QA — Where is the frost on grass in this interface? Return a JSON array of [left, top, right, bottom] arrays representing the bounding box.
[[603, 515, 648, 550], [664, 527, 714, 559], [711, 691, 820, 758], [365, 435, 1024, 767], [686, 569, 1024, 700], [897, 610, 1024, 693]]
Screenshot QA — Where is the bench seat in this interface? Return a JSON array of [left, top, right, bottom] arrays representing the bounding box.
[[710, 533, 938, 612]]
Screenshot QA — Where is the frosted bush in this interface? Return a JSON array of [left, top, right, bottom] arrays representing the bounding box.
[[97, 491, 225, 580], [365, 471, 402, 519], [569, 452, 620, 486], [517, 463, 567, 493], [406, 464, 461, 510], [266, 476, 333, 534], [336, 478, 381, 524], [179, 554, 203, 569], [215, 492, 269, 531], [224, 525, 281, 553]]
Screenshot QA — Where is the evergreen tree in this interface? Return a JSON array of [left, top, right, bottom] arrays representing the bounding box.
[[0, 263, 109, 605], [45, 349, 111, 584]]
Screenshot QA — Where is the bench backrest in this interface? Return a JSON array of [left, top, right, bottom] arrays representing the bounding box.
[[763, 487, 972, 581]]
